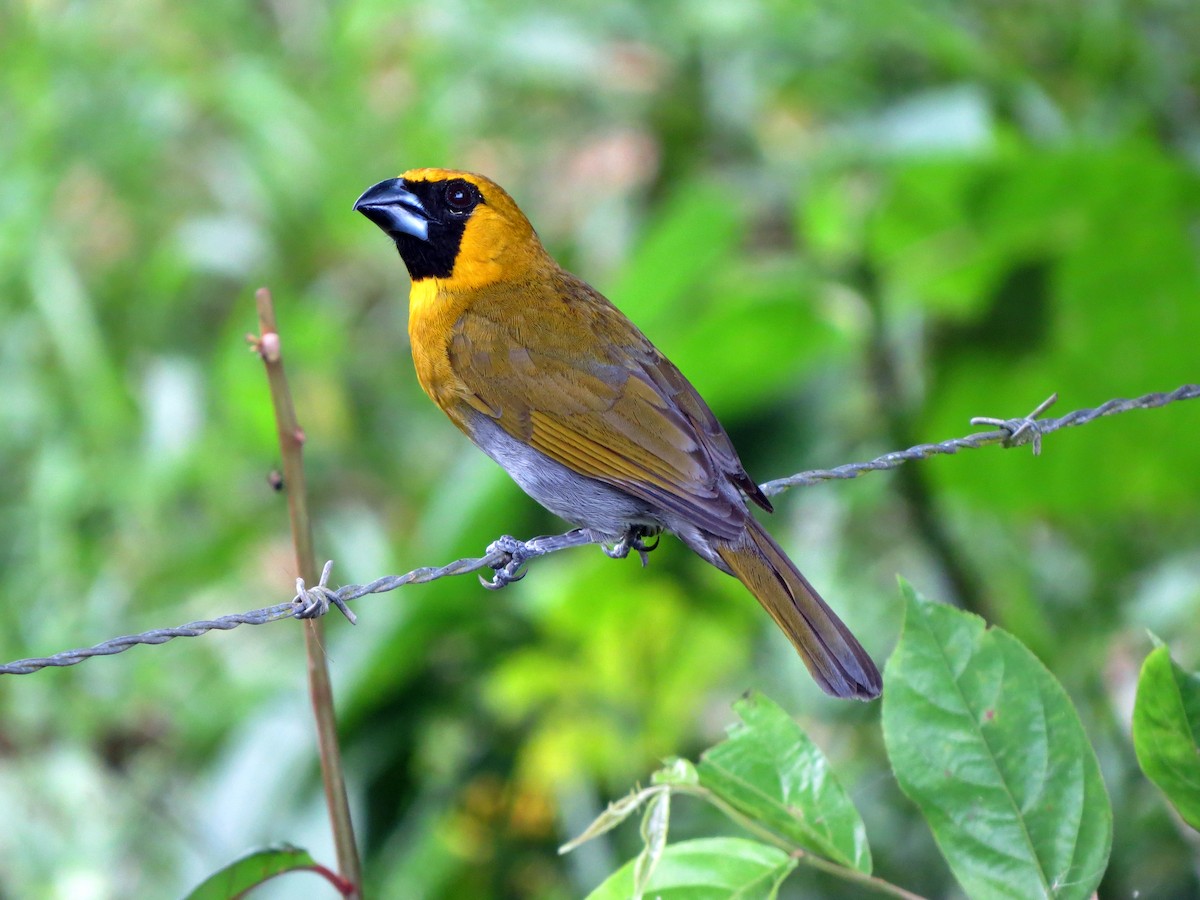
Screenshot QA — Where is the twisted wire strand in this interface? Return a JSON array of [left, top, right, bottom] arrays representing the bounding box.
[[762, 383, 1200, 493], [3, 382, 1196, 676], [0, 606, 297, 674]]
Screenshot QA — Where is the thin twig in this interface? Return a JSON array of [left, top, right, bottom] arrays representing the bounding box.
[[1, 382, 1196, 676], [252, 288, 362, 898]]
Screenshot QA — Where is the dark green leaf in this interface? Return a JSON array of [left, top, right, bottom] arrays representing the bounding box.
[[585, 838, 795, 900], [1133, 644, 1200, 831], [182, 845, 330, 900], [696, 692, 871, 873], [882, 581, 1111, 899]]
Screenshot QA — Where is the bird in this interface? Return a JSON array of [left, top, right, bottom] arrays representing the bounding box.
[[354, 168, 881, 700]]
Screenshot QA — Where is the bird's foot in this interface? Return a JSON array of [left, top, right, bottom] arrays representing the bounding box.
[[481, 535, 533, 590], [602, 525, 662, 568]]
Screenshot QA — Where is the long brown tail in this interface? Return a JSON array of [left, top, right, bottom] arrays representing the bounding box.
[[715, 518, 881, 699]]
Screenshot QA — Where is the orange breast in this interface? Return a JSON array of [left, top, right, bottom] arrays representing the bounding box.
[[407, 278, 473, 427]]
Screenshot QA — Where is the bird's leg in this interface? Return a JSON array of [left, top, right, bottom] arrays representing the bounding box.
[[602, 525, 662, 568]]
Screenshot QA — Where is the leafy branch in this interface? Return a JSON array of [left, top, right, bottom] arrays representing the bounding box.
[[569, 584, 1114, 900]]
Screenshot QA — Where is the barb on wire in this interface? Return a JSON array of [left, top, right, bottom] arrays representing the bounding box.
[[761, 382, 1199, 493], [3, 382, 1197, 676]]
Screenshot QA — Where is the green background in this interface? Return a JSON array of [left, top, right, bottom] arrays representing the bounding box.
[[1, 0, 1197, 897]]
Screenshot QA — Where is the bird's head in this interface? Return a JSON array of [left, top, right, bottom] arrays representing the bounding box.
[[354, 168, 549, 288]]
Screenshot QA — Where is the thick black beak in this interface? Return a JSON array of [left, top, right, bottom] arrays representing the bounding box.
[[354, 178, 430, 242]]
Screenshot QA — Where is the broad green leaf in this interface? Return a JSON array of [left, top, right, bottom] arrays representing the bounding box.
[[585, 838, 795, 900], [1133, 644, 1200, 831], [182, 845, 335, 900], [882, 581, 1111, 900], [696, 692, 871, 873]]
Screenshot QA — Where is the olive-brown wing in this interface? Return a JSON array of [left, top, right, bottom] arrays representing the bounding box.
[[447, 280, 754, 540]]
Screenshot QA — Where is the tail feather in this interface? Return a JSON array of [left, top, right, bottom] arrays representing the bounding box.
[[715, 518, 881, 700]]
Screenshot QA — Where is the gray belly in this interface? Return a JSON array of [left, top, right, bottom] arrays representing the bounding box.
[[465, 412, 661, 538]]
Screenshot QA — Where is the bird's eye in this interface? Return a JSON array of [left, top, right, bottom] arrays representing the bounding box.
[[444, 180, 477, 213]]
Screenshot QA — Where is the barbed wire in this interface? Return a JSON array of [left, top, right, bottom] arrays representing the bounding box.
[[3, 382, 1197, 676], [761, 383, 1199, 492]]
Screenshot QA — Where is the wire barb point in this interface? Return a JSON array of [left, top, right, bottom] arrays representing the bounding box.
[[970, 392, 1058, 455], [293, 561, 357, 624]]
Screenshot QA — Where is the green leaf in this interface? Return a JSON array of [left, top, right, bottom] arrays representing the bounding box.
[[585, 838, 795, 900], [1133, 644, 1200, 831], [182, 845, 333, 900], [696, 692, 871, 873], [882, 581, 1111, 900]]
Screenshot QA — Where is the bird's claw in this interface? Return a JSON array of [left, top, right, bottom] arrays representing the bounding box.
[[482, 535, 533, 590], [603, 527, 661, 568]]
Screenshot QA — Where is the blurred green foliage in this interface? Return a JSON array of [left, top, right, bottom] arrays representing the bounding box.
[[1, 0, 1198, 897]]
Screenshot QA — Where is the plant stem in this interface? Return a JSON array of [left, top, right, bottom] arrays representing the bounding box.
[[255, 287, 362, 898], [674, 784, 927, 900], [788, 847, 928, 900]]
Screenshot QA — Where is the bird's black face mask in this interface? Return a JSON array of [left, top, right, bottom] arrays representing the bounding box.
[[355, 176, 483, 281]]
